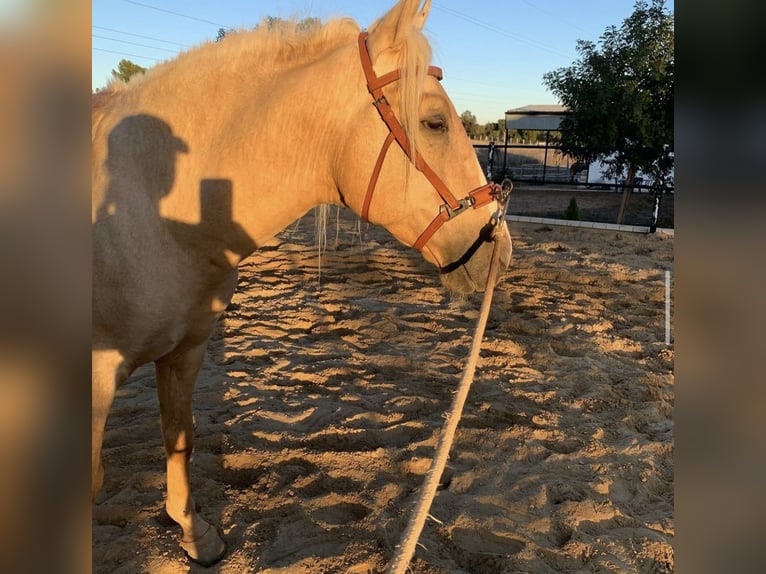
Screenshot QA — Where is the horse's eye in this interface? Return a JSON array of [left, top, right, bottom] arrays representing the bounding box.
[[422, 118, 448, 132]]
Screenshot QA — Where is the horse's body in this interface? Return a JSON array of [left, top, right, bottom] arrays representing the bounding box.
[[92, 0, 511, 564]]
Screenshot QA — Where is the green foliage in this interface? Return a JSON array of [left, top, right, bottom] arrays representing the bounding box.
[[460, 110, 478, 138], [476, 118, 506, 141], [564, 197, 581, 220], [543, 0, 674, 182], [263, 16, 321, 32], [110, 59, 147, 83]]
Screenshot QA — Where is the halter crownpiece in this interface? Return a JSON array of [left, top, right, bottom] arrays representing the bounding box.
[[357, 31, 503, 252]]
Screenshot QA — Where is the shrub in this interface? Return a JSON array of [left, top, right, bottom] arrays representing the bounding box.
[[563, 196, 580, 220]]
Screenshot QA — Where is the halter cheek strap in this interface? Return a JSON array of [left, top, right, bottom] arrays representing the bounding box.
[[358, 31, 500, 252]]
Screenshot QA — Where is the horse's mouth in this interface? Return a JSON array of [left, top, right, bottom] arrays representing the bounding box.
[[439, 234, 512, 294], [437, 221, 496, 275]]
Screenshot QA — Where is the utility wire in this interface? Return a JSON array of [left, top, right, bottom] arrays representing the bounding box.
[[448, 92, 516, 104], [122, 0, 231, 29], [518, 0, 595, 36], [92, 25, 191, 48], [92, 34, 180, 54], [92, 47, 163, 62], [449, 76, 515, 89], [432, 5, 572, 59]]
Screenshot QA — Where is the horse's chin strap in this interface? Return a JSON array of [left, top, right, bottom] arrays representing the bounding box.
[[358, 32, 502, 253]]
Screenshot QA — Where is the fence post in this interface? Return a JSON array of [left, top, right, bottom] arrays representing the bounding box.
[[649, 191, 661, 233], [542, 129, 550, 183], [502, 129, 509, 177], [487, 141, 495, 181]]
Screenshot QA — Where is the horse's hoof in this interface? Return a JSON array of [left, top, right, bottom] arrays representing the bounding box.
[[180, 525, 226, 566]]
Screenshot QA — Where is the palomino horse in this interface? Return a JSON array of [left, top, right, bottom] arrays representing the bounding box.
[[92, 0, 512, 565]]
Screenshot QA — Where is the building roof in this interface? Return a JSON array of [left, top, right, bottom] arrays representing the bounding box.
[[505, 104, 569, 115], [505, 104, 569, 131]]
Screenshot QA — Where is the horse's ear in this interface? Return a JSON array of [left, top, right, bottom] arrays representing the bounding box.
[[414, 0, 431, 31], [368, 0, 431, 61]]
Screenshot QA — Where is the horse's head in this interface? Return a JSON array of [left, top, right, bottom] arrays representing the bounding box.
[[335, 0, 512, 294]]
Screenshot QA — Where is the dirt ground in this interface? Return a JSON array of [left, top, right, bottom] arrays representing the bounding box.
[[93, 205, 674, 573]]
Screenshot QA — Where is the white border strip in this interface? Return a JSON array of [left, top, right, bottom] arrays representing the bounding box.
[[506, 214, 674, 236], [665, 270, 671, 345]]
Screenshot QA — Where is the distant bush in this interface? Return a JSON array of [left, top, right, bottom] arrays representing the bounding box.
[[563, 197, 580, 220]]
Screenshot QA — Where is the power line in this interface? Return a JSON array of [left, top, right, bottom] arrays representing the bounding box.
[[92, 25, 191, 48], [92, 47, 163, 62], [432, 5, 573, 59], [517, 0, 595, 36], [449, 76, 514, 90], [448, 93, 517, 104], [435, 5, 570, 57], [122, 0, 231, 28], [92, 34, 180, 54]]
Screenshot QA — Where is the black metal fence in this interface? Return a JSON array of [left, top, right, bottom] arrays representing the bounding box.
[[473, 142, 673, 192]]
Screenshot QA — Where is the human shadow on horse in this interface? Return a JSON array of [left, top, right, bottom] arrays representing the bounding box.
[[93, 114, 255, 564]]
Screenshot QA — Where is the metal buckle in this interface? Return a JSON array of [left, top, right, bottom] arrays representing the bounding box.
[[439, 197, 473, 219], [489, 180, 513, 228], [493, 179, 513, 204]]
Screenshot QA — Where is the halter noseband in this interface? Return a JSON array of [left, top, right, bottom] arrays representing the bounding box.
[[357, 31, 501, 252]]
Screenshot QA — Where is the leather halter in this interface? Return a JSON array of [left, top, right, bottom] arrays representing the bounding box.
[[358, 32, 501, 252]]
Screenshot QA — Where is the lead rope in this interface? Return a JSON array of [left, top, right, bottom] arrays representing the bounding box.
[[385, 191, 511, 574]]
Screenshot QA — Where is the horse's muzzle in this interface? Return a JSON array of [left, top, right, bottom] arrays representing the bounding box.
[[440, 225, 512, 294]]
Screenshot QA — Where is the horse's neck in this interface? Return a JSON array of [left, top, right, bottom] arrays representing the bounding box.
[[158, 44, 358, 257]]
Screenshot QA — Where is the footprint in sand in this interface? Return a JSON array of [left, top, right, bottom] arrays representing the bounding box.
[[448, 526, 524, 573]]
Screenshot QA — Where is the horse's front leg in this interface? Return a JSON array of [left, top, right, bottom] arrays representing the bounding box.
[[92, 349, 129, 499], [155, 342, 226, 566]]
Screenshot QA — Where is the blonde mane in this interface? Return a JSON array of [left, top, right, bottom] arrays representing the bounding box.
[[107, 17, 361, 94], [107, 12, 432, 159]]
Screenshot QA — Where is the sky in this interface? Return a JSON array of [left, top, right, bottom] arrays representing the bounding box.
[[92, 0, 673, 125]]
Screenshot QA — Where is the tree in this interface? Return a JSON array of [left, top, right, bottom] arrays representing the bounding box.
[[480, 119, 506, 142], [460, 110, 478, 139], [543, 0, 673, 223], [111, 59, 147, 84], [216, 28, 228, 42], [263, 16, 320, 32]]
